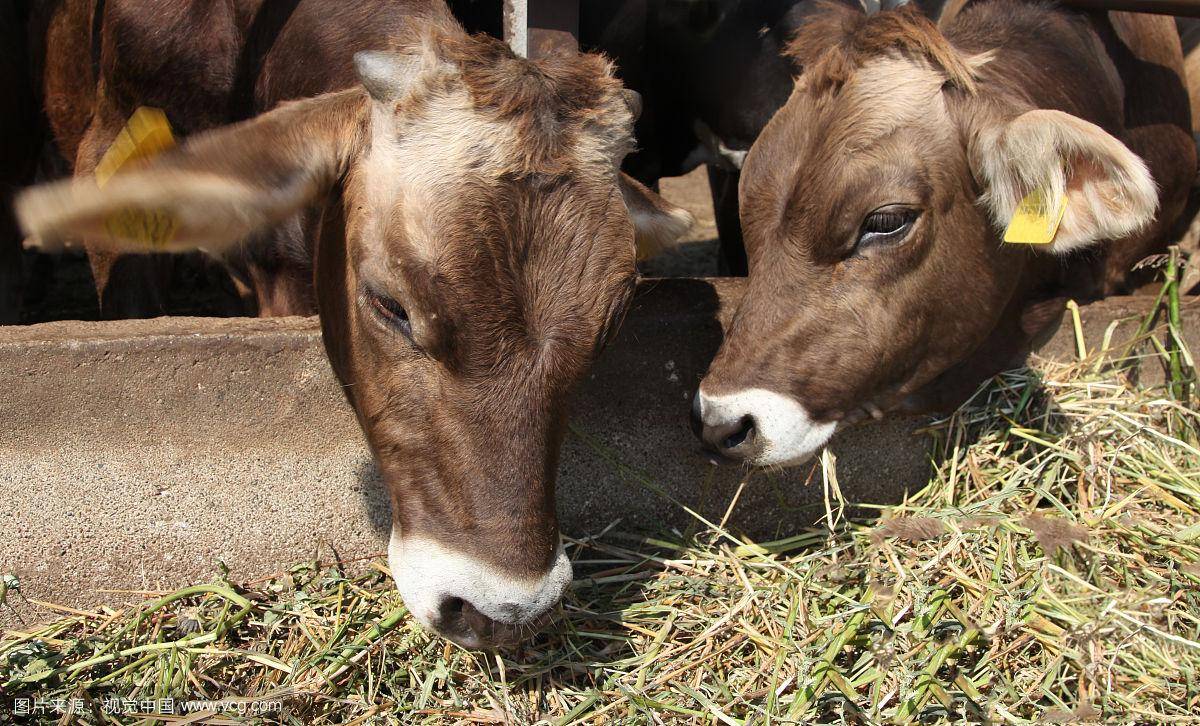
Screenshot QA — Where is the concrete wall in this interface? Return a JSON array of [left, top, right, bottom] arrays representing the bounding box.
[[2, 280, 1195, 626]]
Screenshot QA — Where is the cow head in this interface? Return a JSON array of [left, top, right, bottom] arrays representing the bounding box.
[[18, 28, 692, 647], [692, 4, 1157, 466]]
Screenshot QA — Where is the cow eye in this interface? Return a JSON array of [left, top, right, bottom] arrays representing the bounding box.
[[368, 291, 413, 339], [858, 206, 918, 248]]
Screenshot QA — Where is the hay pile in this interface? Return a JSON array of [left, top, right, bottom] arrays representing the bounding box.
[[2, 271, 1197, 724]]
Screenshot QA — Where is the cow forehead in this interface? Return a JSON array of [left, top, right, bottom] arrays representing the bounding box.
[[359, 88, 626, 258], [746, 54, 955, 245], [357, 92, 515, 258], [349, 92, 635, 349], [391, 91, 524, 185], [802, 54, 950, 155]]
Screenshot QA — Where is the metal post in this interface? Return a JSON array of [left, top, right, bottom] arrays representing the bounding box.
[[504, 0, 579, 58]]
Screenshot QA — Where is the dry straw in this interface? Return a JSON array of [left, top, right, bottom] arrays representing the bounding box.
[[2, 252, 1197, 724]]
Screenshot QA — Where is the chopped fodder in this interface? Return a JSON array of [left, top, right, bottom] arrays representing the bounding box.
[[2, 266, 1197, 724]]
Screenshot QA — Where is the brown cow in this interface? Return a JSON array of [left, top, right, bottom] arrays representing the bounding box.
[[691, 1, 1194, 466], [18, 7, 692, 647]]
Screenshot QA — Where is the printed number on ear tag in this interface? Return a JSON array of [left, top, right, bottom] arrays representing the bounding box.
[[104, 208, 178, 249], [95, 107, 179, 249], [1003, 186, 1066, 245]]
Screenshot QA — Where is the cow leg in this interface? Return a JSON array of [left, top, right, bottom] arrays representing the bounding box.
[[75, 115, 174, 319], [90, 251, 173, 318], [706, 165, 748, 277], [246, 263, 316, 317], [225, 218, 318, 317], [1100, 13, 1197, 293], [227, 254, 316, 317]]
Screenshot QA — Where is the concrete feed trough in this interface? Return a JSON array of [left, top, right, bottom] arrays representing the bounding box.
[[1, 278, 1195, 627]]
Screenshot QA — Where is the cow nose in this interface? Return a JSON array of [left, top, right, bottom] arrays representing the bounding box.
[[435, 595, 554, 648], [691, 391, 759, 460], [389, 531, 574, 650]]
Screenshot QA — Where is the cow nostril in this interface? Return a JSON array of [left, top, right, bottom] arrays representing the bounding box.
[[698, 410, 759, 460], [461, 601, 492, 638], [438, 596, 465, 623], [460, 601, 535, 648], [722, 415, 756, 451]]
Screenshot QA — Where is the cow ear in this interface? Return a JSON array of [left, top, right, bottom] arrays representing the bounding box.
[[17, 92, 362, 256], [617, 173, 695, 260], [972, 109, 1157, 255]]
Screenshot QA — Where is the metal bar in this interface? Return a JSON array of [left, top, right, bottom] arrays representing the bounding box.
[[503, 0, 528, 57], [503, 0, 579, 58]]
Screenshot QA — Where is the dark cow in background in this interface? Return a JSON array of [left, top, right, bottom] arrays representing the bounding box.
[[692, 0, 1194, 465], [581, 0, 819, 275], [579, 0, 942, 276], [19, 0, 691, 648]]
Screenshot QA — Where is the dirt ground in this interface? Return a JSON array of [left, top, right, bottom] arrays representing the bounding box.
[[642, 167, 722, 278], [16, 168, 720, 324]]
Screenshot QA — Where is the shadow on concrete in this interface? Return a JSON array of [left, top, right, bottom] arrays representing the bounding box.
[[354, 458, 393, 537], [559, 278, 932, 541]]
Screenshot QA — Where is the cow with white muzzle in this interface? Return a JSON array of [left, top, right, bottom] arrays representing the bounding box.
[[692, 0, 1194, 466], [18, 6, 692, 648]]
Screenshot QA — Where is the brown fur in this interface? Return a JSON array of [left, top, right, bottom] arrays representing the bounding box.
[[703, 0, 1194, 425], [419, 30, 631, 175], [786, 2, 982, 94]]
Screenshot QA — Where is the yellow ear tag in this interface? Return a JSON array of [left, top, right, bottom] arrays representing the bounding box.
[[1003, 186, 1066, 245], [94, 107, 178, 249]]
